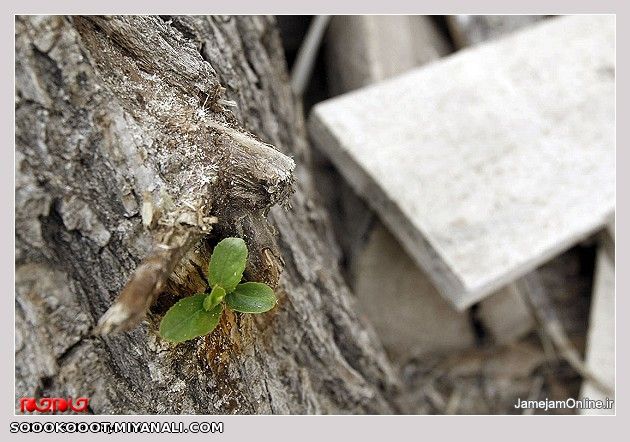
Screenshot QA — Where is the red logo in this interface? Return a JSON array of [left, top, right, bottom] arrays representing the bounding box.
[[19, 397, 90, 413]]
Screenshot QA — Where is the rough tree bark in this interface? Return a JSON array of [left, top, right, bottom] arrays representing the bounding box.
[[15, 15, 400, 414]]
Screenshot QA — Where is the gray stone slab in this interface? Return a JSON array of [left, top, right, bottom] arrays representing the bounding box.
[[309, 15, 615, 309], [352, 222, 476, 361], [321, 15, 450, 273], [447, 15, 545, 48], [478, 285, 534, 345], [325, 16, 450, 95], [580, 248, 615, 414]]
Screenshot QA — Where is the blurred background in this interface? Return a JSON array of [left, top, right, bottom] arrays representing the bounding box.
[[274, 15, 615, 414]]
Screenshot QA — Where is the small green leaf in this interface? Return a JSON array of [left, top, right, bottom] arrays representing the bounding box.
[[203, 285, 226, 311], [159, 294, 223, 342], [225, 282, 277, 313], [208, 237, 248, 293]]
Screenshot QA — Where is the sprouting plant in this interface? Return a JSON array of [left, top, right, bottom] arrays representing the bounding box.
[[159, 237, 277, 343]]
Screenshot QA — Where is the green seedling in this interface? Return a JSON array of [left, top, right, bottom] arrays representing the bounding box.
[[159, 237, 277, 343]]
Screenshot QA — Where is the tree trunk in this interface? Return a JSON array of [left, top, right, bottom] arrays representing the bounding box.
[[15, 15, 399, 414]]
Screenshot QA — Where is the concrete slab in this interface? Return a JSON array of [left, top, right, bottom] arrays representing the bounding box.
[[326, 15, 450, 94], [478, 285, 534, 345], [309, 15, 615, 309], [447, 15, 545, 48], [352, 222, 476, 361], [320, 14, 450, 272]]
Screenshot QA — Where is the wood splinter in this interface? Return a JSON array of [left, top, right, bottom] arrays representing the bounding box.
[[95, 230, 201, 335]]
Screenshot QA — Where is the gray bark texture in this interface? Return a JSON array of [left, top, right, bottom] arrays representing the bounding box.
[[15, 15, 399, 414]]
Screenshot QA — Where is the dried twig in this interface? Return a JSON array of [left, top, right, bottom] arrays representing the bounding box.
[[522, 376, 544, 415], [424, 382, 446, 413], [515, 274, 614, 397], [290, 15, 331, 96], [444, 385, 462, 415]]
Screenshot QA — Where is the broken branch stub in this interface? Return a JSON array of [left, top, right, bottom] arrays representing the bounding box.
[[207, 121, 296, 214]]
